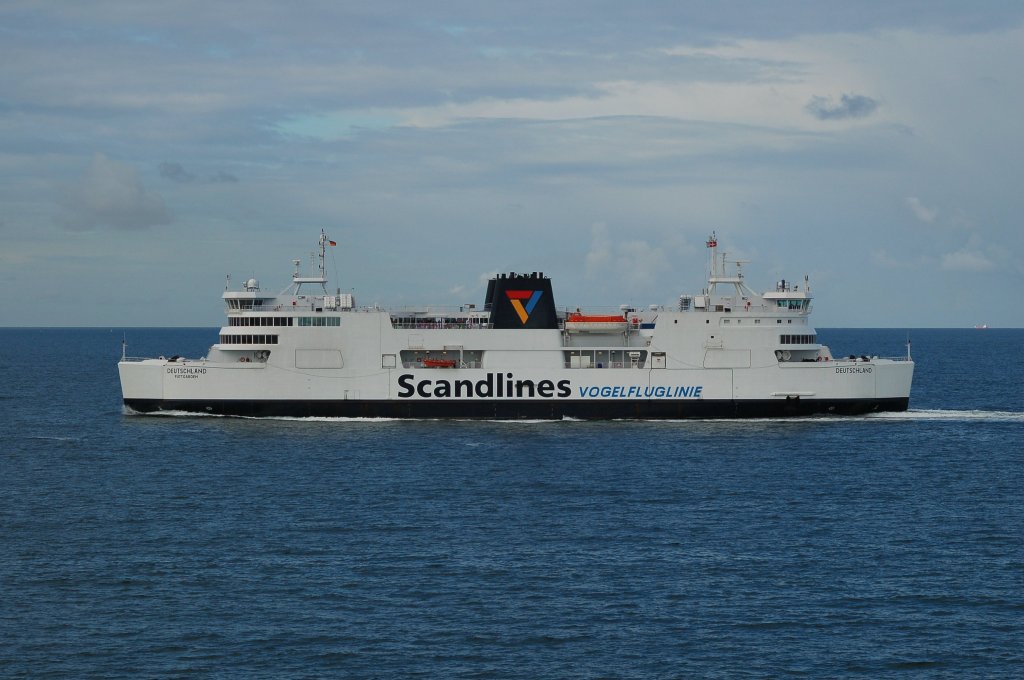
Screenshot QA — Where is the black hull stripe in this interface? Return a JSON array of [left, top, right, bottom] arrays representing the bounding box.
[[124, 398, 910, 419]]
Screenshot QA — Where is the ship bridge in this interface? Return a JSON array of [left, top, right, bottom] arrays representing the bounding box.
[[691, 232, 812, 316]]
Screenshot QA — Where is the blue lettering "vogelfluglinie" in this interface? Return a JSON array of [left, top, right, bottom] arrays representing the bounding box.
[[578, 385, 703, 399]]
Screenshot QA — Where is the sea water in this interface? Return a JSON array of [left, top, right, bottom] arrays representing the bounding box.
[[1, 328, 1021, 678]]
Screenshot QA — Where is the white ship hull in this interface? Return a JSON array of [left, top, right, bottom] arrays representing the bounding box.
[[119, 232, 914, 419], [120, 319, 912, 419]]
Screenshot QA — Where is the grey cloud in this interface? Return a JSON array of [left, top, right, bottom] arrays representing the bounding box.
[[159, 161, 197, 183], [58, 154, 170, 231], [161, 162, 238, 184], [906, 196, 937, 223], [806, 94, 879, 121], [18, 3, 1024, 58], [941, 248, 994, 272], [7, 2, 1008, 132]]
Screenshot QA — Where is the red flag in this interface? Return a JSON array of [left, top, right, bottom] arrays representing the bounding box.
[[328, 240, 337, 246]]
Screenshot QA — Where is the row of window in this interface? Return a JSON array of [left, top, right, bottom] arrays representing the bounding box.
[[229, 317, 295, 326], [721, 318, 799, 324], [776, 299, 810, 310], [780, 334, 817, 345], [227, 316, 342, 327], [219, 334, 280, 345], [298, 317, 341, 327]]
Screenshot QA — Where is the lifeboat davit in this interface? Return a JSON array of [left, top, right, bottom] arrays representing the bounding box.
[[564, 312, 628, 333]]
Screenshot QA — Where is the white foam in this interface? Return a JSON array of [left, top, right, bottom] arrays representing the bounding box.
[[127, 408, 226, 418], [641, 409, 1024, 424], [865, 408, 1024, 422]]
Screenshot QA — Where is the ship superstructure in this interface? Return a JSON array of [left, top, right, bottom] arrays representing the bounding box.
[[119, 231, 914, 418]]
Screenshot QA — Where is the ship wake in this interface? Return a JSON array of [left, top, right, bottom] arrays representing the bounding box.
[[865, 408, 1024, 422]]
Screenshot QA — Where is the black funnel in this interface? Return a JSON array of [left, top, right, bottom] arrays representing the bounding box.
[[484, 272, 558, 329]]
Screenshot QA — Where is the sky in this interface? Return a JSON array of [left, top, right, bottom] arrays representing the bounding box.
[[2, 1, 1023, 328]]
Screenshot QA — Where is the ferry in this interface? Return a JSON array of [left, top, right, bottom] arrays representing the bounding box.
[[119, 232, 914, 419]]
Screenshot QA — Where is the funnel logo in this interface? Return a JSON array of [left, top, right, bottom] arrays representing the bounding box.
[[505, 290, 543, 324]]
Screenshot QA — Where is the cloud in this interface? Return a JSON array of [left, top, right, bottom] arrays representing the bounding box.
[[805, 93, 879, 120], [159, 161, 196, 183], [941, 248, 994, 272], [871, 249, 903, 269], [160, 162, 238, 184], [585, 222, 668, 287], [906, 196, 937, 223], [58, 154, 170, 231], [617, 239, 670, 287], [585, 222, 613, 276]]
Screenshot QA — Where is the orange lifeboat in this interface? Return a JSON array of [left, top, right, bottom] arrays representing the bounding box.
[[565, 312, 628, 333]]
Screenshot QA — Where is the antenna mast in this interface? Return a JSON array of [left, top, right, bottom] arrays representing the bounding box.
[[706, 231, 718, 278], [292, 229, 332, 294]]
